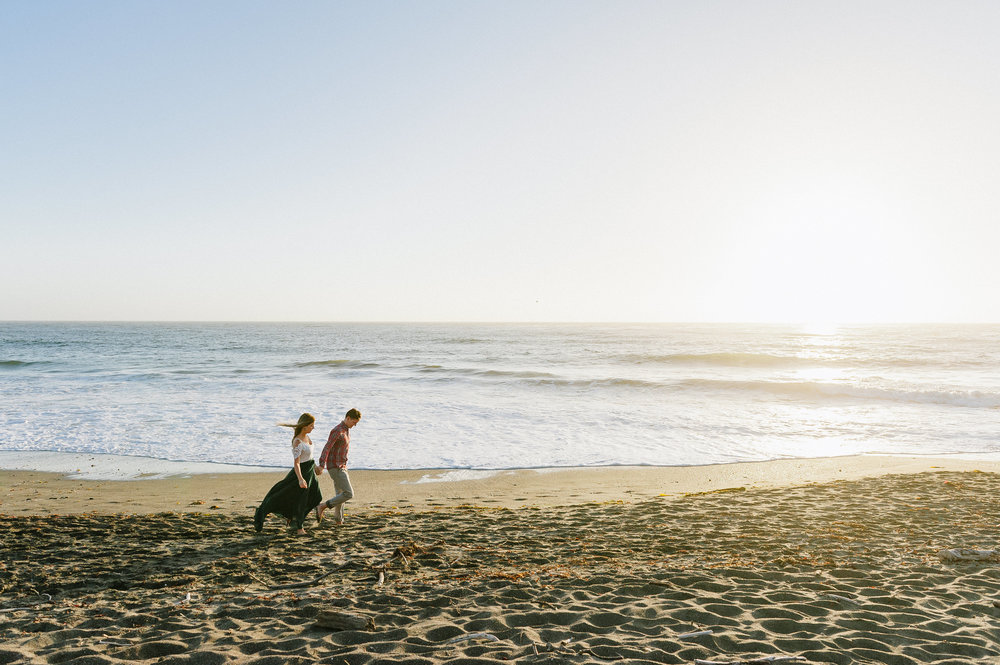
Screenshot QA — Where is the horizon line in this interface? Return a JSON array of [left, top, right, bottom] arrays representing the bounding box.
[[3, 319, 1000, 326]]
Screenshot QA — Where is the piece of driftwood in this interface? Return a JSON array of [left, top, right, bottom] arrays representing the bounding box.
[[991, 599, 1000, 608], [271, 558, 352, 590], [0, 594, 52, 614], [694, 657, 806, 665], [247, 572, 271, 587], [937, 548, 999, 562], [392, 540, 440, 559], [315, 609, 375, 631], [580, 647, 624, 661], [677, 629, 713, 639], [823, 594, 859, 605], [542, 638, 574, 652], [442, 632, 500, 645]]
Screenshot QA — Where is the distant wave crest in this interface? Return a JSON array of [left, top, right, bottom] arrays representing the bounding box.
[[628, 352, 809, 367], [446, 337, 487, 345], [295, 359, 381, 369], [400, 363, 1000, 406], [622, 351, 942, 368], [0, 360, 47, 369], [682, 378, 1000, 408], [408, 366, 663, 390], [414, 365, 561, 381]]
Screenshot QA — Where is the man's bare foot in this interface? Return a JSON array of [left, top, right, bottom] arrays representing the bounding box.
[[315, 504, 326, 523], [296, 528, 306, 535]]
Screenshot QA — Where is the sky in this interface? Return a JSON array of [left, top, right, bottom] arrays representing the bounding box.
[[3, 1, 1000, 323]]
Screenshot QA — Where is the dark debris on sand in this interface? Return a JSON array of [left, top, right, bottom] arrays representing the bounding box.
[[2, 471, 1000, 664]]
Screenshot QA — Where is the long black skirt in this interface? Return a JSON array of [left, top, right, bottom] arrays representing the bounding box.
[[254, 460, 322, 531]]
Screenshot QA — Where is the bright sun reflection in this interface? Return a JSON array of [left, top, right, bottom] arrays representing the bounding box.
[[793, 366, 844, 383], [801, 322, 840, 336]]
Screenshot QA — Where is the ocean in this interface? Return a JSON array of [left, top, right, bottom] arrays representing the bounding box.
[[2, 322, 999, 474]]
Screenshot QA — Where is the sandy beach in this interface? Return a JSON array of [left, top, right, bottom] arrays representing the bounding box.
[[3, 456, 1000, 664]]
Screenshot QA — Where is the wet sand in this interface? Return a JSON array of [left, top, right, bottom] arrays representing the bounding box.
[[4, 454, 1000, 514], [3, 457, 1000, 664]]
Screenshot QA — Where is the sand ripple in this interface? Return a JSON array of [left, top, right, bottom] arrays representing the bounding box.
[[3, 471, 1000, 663]]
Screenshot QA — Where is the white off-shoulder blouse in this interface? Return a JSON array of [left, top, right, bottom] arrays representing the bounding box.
[[292, 438, 313, 463]]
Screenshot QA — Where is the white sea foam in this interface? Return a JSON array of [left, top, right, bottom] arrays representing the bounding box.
[[399, 470, 514, 484], [0, 450, 278, 480], [680, 378, 1000, 408]]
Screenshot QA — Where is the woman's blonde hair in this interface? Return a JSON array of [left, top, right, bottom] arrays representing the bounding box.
[[279, 413, 315, 439]]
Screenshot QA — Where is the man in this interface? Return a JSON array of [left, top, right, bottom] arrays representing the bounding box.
[[315, 408, 361, 525]]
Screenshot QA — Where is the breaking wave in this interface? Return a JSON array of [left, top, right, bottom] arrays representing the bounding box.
[[295, 359, 381, 369], [680, 378, 1000, 409]]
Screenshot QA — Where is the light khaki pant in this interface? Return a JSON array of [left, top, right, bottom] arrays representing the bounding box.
[[323, 467, 354, 520]]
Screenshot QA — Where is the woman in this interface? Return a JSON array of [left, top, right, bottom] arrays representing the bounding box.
[[254, 413, 323, 535]]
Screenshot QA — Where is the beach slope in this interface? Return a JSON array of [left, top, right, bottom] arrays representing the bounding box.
[[3, 461, 1000, 664]]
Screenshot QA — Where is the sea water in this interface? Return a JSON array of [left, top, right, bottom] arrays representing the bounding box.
[[2, 322, 999, 474]]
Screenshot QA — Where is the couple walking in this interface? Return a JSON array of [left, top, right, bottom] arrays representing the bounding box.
[[253, 408, 361, 535]]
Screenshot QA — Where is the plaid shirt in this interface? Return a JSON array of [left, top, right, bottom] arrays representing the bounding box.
[[319, 421, 350, 469]]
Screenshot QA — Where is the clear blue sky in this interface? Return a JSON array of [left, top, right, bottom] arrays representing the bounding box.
[[4, 1, 1000, 322]]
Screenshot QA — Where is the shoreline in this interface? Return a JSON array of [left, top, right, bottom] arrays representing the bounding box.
[[4, 453, 1000, 515], [4, 447, 1000, 480]]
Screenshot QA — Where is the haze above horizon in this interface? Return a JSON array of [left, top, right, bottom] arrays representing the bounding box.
[[4, 1, 1000, 323]]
